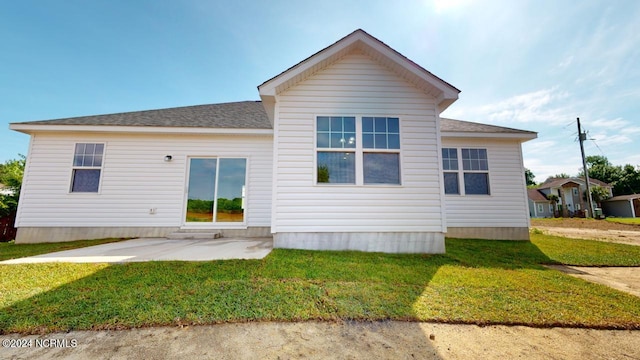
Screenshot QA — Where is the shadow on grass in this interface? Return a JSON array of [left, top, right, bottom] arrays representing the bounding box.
[[1, 238, 639, 340]]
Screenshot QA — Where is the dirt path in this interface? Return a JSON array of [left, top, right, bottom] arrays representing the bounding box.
[[530, 218, 640, 246], [2, 321, 639, 359], [534, 226, 640, 246], [546, 265, 640, 297]]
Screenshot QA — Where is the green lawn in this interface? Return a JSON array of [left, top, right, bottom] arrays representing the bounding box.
[[1, 234, 639, 334], [532, 232, 640, 266], [606, 217, 640, 225]]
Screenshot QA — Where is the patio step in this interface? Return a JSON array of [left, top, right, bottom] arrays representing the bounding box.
[[167, 231, 222, 240]]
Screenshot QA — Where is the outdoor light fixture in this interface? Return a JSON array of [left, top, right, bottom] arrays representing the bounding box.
[[164, 155, 173, 162]]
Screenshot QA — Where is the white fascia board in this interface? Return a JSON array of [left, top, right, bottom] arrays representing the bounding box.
[[9, 123, 274, 136], [441, 131, 538, 141], [364, 36, 460, 99], [258, 30, 460, 102], [258, 36, 353, 97]]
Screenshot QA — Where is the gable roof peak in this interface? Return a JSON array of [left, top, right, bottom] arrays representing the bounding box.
[[258, 29, 460, 123]]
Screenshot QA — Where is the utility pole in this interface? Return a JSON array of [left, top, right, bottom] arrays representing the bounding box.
[[578, 117, 596, 218]]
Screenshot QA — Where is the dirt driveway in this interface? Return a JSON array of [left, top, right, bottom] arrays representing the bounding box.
[[2, 321, 639, 359], [531, 218, 640, 246]]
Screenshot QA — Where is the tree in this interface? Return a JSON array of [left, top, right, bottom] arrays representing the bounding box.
[[0, 155, 26, 217], [524, 168, 536, 187], [587, 185, 610, 208], [583, 155, 640, 196]]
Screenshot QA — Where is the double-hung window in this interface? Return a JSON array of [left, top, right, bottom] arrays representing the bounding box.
[[462, 148, 490, 195], [362, 117, 400, 185], [442, 148, 459, 194], [442, 147, 490, 195], [316, 116, 356, 184], [316, 116, 401, 185], [71, 143, 104, 193]]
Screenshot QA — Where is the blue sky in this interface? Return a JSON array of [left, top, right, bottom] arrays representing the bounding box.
[[2, 0, 638, 183]]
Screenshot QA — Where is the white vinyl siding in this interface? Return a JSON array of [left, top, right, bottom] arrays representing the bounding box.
[[272, 50, 444, 233], [16, 132, 273, 228], [442, 138, 530, 228]]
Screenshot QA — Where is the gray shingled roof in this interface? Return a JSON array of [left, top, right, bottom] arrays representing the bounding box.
[[440, 118, 536, 135], [15, 101, 271, 129], [14, 101, 534, 136], [603, 194, 640, 201]]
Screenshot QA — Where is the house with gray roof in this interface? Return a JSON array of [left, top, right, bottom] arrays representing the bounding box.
[[528, 177, 613, 218], [9, 29, 536, 252]]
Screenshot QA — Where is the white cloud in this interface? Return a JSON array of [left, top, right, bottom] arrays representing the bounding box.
[[625, 127, 640, 135], [445, 87, 574, 126], [620, 154, 640, 166], [555, 55, 574, 70], [588, 117, 628, 129], [589, 133, 632, 147], [523, 152, 583, 183], [522, 140, 557, 155]]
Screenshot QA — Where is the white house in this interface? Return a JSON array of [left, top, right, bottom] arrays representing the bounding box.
[[9, 29, 536, 253]]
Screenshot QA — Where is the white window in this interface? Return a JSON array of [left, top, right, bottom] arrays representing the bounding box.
[[549, 204, 554, 212], [442, 148, 490, 195], [362, 117, 400, 185], [575, 203, 581, 211], [442, 148, 459, 194], [537, 204, 544, 213], [573, 188, 578, 196], [316, 116, 356, 184], [316, 116, 401, 185], [70, 143, 104, 193]]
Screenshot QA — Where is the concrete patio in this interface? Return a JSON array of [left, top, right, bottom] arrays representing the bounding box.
[[1, 237, 273, 264]]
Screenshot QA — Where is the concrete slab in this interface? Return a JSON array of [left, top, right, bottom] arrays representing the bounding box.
[[1, 238, 273, 264]]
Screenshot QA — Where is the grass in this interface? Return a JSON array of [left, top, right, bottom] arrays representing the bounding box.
[[606, 217, 640, 225], [531, 232, 640, 266], [0, 238, 127, 262], [1, 235, 639, 334]]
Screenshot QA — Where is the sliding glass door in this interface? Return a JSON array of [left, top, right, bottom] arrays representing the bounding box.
[[185, 158, 247, 223]]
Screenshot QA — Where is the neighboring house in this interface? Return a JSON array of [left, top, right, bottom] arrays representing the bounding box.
[[529, 177, 613, 218], [528, 188, 555, 218], [602, 194, 640, 218], [9, 29, 536, 253]]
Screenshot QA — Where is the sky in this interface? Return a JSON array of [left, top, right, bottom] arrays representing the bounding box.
[[1, 0, 638, 183]]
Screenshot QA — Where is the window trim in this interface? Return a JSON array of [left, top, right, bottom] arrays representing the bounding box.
[[441, 147, 491, 196], [314, 115, 402, 186], [69, 142, 105, 194]]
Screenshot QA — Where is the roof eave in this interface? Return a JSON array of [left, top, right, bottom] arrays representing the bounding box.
[[441, 131, 538, 141], [9, 123, 274, 136], [258, 29, 459, 108]]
